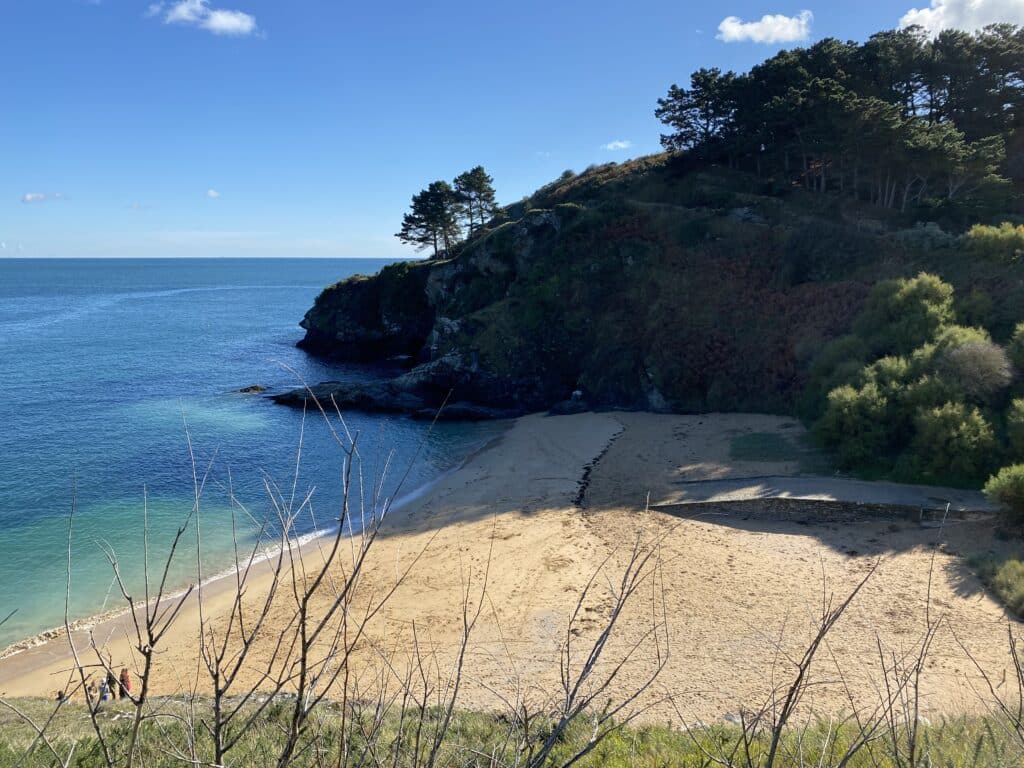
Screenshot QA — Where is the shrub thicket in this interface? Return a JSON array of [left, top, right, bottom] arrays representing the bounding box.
[[966, 222, 1024, 264], [956, 288, 996, 328], [909, 403, 997, 484], [1008, 400, 1024, 460], [812, 273, 1015, 485], [938, 341, 1013, 403], [853, 273, 954, 356], [1010, 323, 1024, 372], [974, 555, 1024, 615], [815, 384, 891, 469], [985, 464, 1024, 524]]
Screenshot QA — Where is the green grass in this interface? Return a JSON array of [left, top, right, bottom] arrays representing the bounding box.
[[1, 698, 1023, 767]]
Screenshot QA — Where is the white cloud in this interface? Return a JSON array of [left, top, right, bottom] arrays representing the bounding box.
[[900, 0, 1024, 34], [158, 0, 258, 36], [204, 9, 258, 35], [165, 0, 206, 23], [717, 10, 813, 43], [206, 188, 221, 199], [21, 192, 64, 204], [602, 139, 632, 151]]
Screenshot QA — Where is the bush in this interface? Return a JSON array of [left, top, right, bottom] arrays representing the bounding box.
[[902, 374, 958, 413], [956, 288, 995, 328], [853, 273, 955, 356], [965, 222, 1024, 263], [938, 341, 1013, 402], [984, 464, 1024, 524], [989, 560, 1024, 613], [799, 335, 871, 420], [909, 324, 993, 373], [1008, 400, 1024, 460], [1009, 322, 1024, 372], [931, 323, 992, 354], [973, 555, 1024, 615], [814, 334, 869, 369], [910, 402, 997, 484], [894, 221, 957, 251], [816, 383, 891, 468]]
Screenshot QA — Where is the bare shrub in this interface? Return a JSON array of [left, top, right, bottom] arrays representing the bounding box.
[[939, 341, 1014, 402]]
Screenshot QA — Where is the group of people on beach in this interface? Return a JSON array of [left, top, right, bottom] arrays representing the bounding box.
[[56, 666, 131, 708]]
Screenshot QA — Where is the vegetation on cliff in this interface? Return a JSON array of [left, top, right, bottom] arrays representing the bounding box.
[[655, 25, 1023, 220], [807, 272, 1021, 487], [395, 167, 499, 258], [297, 152, 1024, 425], [293, 24, 1024, 488]]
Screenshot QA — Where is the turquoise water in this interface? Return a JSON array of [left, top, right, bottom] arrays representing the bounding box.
[[0, 259, 501, 648]]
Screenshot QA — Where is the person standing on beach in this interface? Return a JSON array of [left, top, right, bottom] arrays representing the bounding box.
[[106, 669, 118, 700], [118, 667, 131, 700]]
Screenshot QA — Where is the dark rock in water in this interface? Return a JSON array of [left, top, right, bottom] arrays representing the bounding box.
[[270, 382, 427, 414], [411, 402, 519, 421], [269, 369, 523, 421], [238, 384, 268, 394]]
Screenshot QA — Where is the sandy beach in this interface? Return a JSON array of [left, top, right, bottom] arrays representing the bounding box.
[[0, 411, 1017, 723]]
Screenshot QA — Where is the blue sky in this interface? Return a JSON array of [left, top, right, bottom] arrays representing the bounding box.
[[3, 0, 1022, 257]]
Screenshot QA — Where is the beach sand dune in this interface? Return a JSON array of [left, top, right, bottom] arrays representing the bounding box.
[[0, 412, 1015, 723]]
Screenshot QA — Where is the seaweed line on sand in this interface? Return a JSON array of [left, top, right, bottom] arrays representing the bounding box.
[[573, 420, 624, 509]]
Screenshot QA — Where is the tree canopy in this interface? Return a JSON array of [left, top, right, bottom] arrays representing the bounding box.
[[656, 25, 1024, 215], [395, 181, 462, 258], [397, 168, 499, 258], [454, 166, 499, 235]]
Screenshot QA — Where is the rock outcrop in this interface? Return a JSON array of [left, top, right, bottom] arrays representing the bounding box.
[[276, 154, 1022, 419]]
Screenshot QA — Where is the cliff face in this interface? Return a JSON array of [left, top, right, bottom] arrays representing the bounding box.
[[297, 262, 433, 361], [283, 211, 568, 416], [282, 155, 1023, 418]]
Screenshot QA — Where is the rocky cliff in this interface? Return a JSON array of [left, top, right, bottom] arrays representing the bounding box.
[[276, 154, 1024, 419]]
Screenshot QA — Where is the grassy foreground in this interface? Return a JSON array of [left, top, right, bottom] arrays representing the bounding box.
[[0, 697, 1021, 768]]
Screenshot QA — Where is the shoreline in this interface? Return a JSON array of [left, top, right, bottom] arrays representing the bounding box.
[[0, 411, 1015, 723], [0, 425, 512, 663]]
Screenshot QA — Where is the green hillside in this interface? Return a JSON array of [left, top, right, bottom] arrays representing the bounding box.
[[290, 25, 1024, 493]]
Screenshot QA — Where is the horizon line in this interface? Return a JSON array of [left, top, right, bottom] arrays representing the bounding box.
[[0, 254, 417, 260]]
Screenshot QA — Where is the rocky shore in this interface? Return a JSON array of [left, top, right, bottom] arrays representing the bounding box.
[[272, 209, 598, 419]]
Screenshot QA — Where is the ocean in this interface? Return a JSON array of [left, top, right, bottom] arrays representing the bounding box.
[[0, 258, 502, 649]]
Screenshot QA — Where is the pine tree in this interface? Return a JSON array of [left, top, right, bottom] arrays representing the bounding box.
[[454, 166, 499, 234], [395, 181, 462, 258]]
